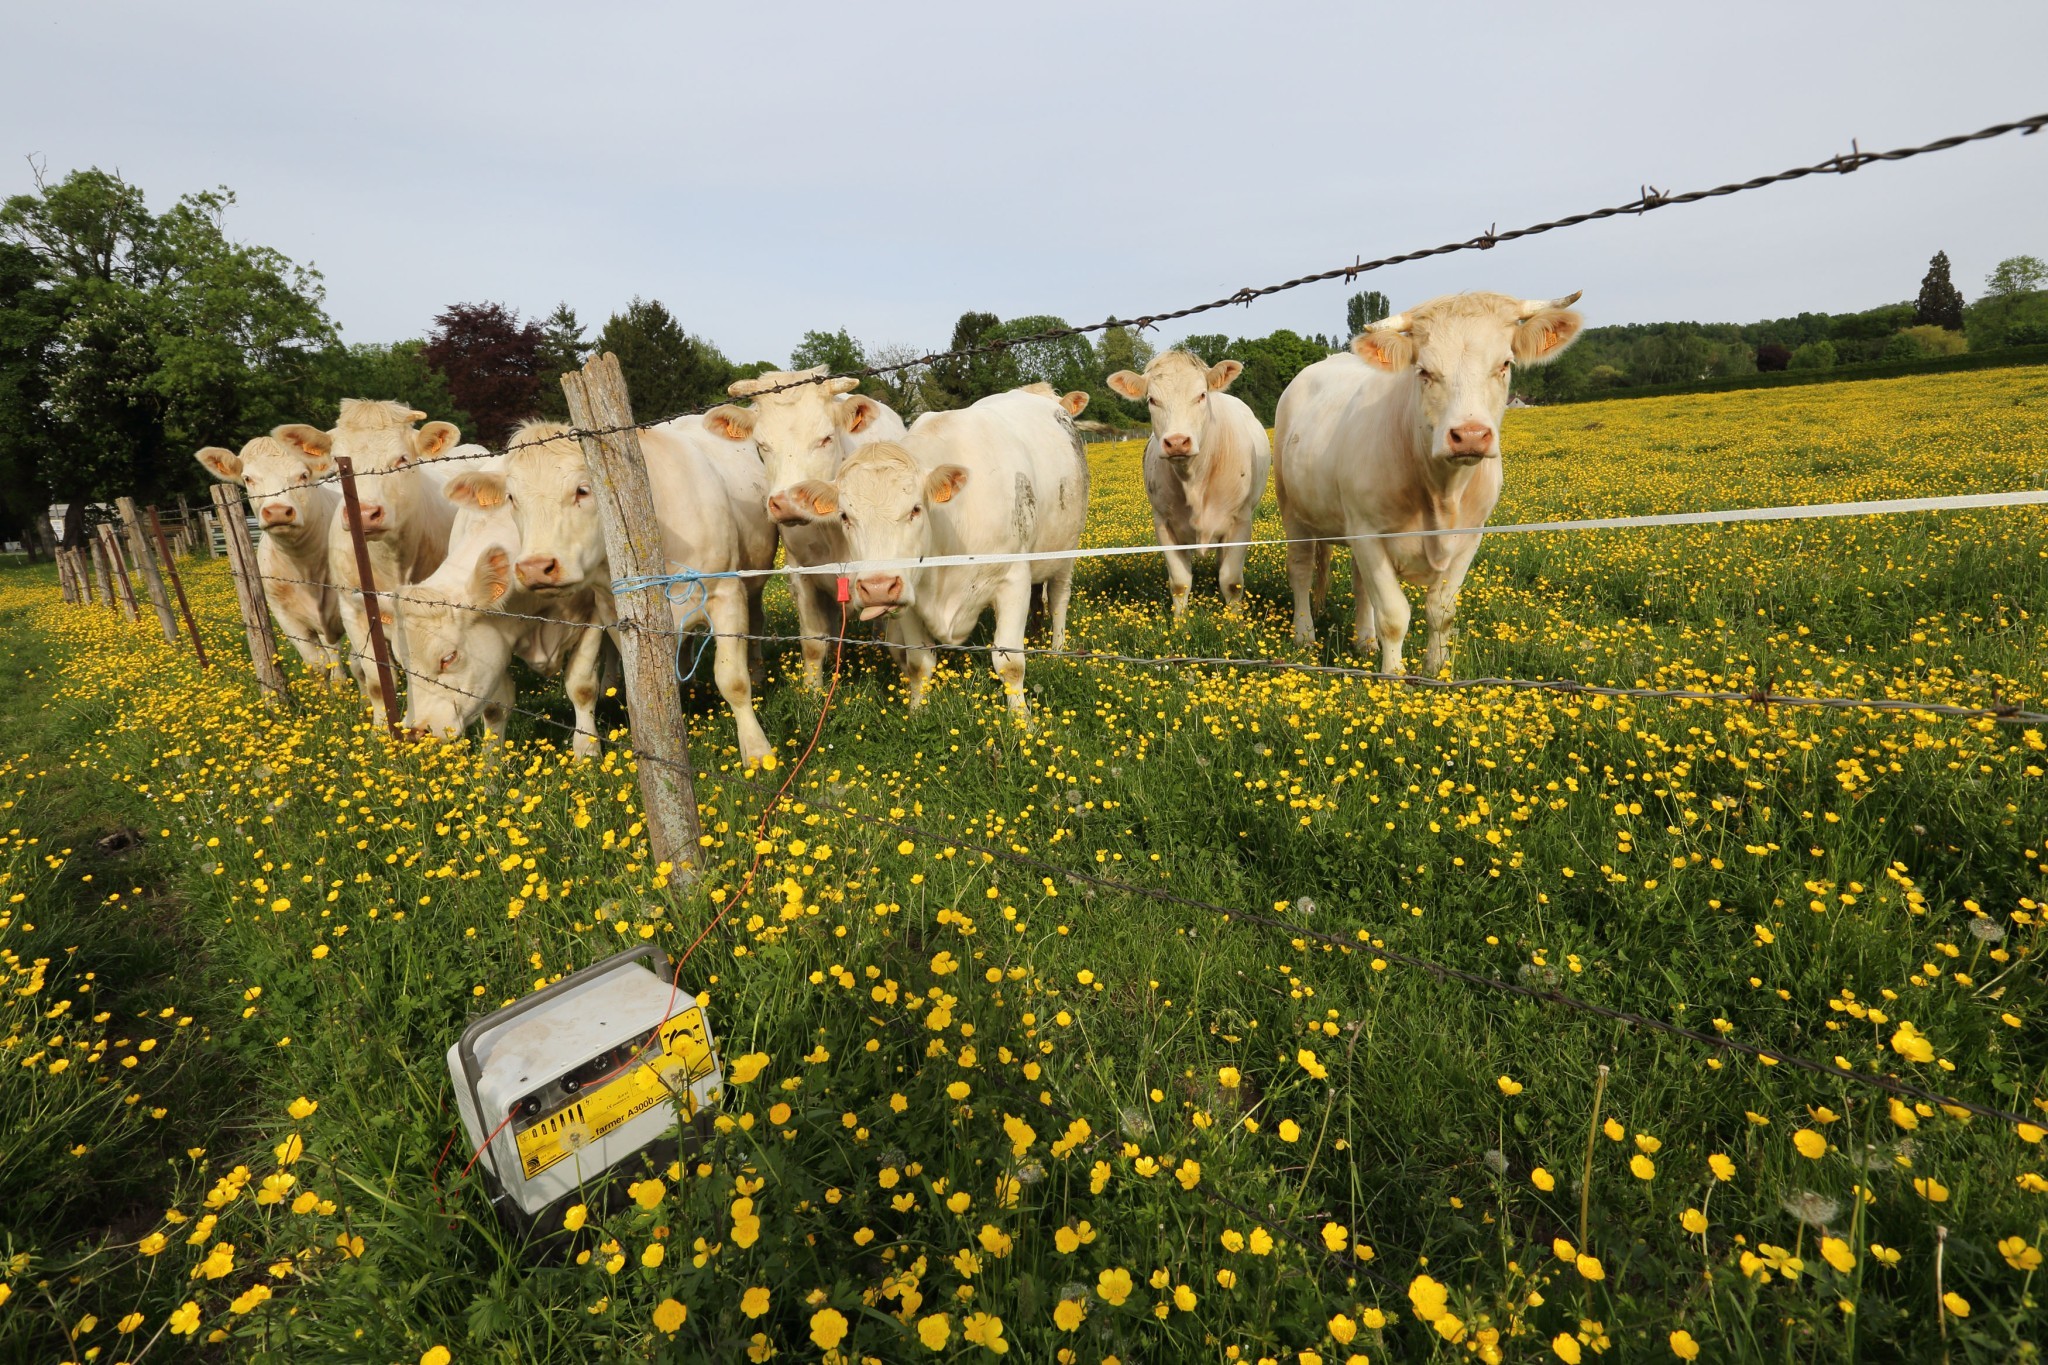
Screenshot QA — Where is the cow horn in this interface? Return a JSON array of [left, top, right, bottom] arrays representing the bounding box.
[[825, 376, 861, 395], [726, 375, 769, 398], [1517, 291, 1583, 317], [1369, 312, 1412, 334]]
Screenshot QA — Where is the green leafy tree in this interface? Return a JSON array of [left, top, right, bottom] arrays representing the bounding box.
[[1789, 339, 1838, 371], [1346, 290, 1390, 336], [1914, 250, 1965, 331], [924, 311, 1021, 409], [790, 327, 865, 376], [527, 303, 591, 419], [301, 341, 472, 432], [0, 242, 63, 554], [1984, 255, 2047, 298], [0, 167, 333, 523], [595, 298, 734, 421]]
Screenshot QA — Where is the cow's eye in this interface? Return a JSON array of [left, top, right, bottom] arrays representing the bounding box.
[[439, 650, 458, 671], [1498, 361, 1512, 376], [390, 454, 409, 467], [1417, 368, 1437, 384], [574, 484, 591, 500], [908, 505, 921, 520], [817, 436, 832, 448], [1148, 397, 1160, 406]]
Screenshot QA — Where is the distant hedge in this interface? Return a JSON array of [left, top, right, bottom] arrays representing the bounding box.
[[1547, 343, 2048, 403]]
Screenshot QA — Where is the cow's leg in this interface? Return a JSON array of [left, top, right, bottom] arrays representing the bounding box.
[[1045, 565, 1076, 652], [895, 613, 936, 708], [1349, 555, 1375, 655], [1312, 542, 1334, 613], [564, 623, 606, 757], [1156, 513, 1194, 618], [1217, 513, 1255, 613], [1423, 537, 1483, 676], [1284, 528, 1319, 646], [481, 674, 516, 746], [746, 581, 769, 691], [790, 573, 831, 691], [707, 584, 771, 766], [990, 571, 1033, 721], [1350, 537, 1411, 675]]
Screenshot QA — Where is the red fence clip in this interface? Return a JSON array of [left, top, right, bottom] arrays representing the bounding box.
[[836, 576, 851, 603]]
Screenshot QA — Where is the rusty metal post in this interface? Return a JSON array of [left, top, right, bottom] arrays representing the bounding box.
[[148, 505, 209, 669]]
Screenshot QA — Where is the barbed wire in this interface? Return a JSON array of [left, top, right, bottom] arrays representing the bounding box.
[[256, 620, 2048, 1135], [248, 565, 2048, 725], [273, 109, 2048, 488]]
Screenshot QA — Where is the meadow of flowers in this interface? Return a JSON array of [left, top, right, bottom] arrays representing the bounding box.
[[3, 366, 2046, 1363]]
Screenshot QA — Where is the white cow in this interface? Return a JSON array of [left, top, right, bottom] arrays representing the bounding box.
[[1105, 351, 1270, 615], [456, 419, 779, 766], [274, 400, 465, 724], [1273, 290, 1583, 673], [390, 463, 608, 755], [193, 435, 346, 686], [777, 386, 1089, 718], [701, 366, 907, 688]]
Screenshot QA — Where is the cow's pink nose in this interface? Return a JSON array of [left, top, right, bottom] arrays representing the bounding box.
[[259, 504, 295, 527], [1160, 433, 1193, 459], [856, 573, 902, 606], [766, 490, 802, 525], [353, 503, 388, 531], [516, 556, 562, 588], [1446, 422, 1494, 455]]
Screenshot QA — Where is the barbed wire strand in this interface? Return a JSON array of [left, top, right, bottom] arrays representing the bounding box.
[[276, 110, 2048, 488], [254, 620, 2048, 1135]]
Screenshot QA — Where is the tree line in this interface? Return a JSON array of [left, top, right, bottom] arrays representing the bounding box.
[[5, 165, 2044, 554]]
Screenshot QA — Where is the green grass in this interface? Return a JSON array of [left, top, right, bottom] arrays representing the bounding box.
[[3, 368, 2047, 1363]]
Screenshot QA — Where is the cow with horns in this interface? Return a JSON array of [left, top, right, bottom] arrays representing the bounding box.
[[1273, 291, 1584, 673]]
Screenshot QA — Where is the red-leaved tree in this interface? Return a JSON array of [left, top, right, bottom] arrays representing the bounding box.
[[421, 302, 544, 444]]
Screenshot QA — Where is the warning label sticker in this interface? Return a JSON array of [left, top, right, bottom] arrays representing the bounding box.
[[514, 1009, 719, 1181]]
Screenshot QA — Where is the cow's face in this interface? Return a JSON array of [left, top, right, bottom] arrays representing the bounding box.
[[395, 547, 515, 740], [1352, 293, 1583, 462], [1107, 352, 1242, 461], [780, 444, 967, 619], [704, 369, 884, 526], [495, 424, 603, 592], [195, 436, 332, 542], [277, 400, 459, 539]]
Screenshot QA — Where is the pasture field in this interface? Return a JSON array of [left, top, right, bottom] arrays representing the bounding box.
[[4, 366, 2048, 1364]]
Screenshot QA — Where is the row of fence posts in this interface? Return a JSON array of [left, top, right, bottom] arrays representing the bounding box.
[[45, 354, 707, 874]]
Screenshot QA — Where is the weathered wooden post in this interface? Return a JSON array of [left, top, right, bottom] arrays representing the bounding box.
[[89, 531, 118, 614], [76, 547, 97, 606], [209, 483, 289, 707], [203, 509, 223, 559], [561, 352, 702, 870], [116, 497, 179, 645], [100, 524, 141, 622], [334, 456, 402, 737], [55, 547, 77, 603], [148, 506, 210, 669]]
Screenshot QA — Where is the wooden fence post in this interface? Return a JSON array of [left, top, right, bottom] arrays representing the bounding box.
[[210, 483, 289, 707], [116, 497, 179, 645], [561, 352, 702, 870], [203, 509, 223, 559], [55, 547, 77, 604], [89, 531, 118, 614], [334, 457, 402, 737], [70, 547, 95, 606], [148, 505, 209, 669], [100, 524, 140, 622]]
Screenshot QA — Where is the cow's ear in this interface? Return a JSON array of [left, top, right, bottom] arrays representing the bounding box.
[[273, 423, 332, 458], [1350, 329, 1417, 371], [195, 446, 243, 483], [1060, 390, 1090, 417], [1206, 359, 1244, 392], [1105, 370, 1147, 400], [834, 395, 883, 435], [414, 421, 461, 459], [471, 546, 513, 604], [1511, 306, 1585, 366], [299, 447, 336, 479], [784, 480, 839, 520], [926, 464, 970, 505], [703, 405, 757, 442], [446, 471, 508, 509]]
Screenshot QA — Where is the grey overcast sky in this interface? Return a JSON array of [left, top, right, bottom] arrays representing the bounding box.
[[6, 1, 2045, 361]]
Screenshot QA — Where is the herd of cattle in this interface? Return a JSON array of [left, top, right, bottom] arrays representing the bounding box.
[[191, 290, 1584, 761]]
